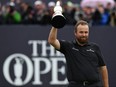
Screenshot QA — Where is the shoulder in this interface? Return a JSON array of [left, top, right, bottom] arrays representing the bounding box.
[[59, 40, 72, 45], [59, 40, 73, 49], [58, 40, 73, 52], [88, 42, 100, 49]]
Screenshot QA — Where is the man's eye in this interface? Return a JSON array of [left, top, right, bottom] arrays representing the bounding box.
[[85, 32, 88, 33], [79, 31, 83, 33]]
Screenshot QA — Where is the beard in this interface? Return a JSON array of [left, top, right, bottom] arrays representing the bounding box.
[[77, 36, 88, 44]]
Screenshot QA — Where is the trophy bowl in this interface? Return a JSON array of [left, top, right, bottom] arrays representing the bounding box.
[[51, 13, 66, 28]]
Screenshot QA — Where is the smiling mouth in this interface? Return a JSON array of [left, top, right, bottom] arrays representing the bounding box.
[[81, 37, 87, 39]]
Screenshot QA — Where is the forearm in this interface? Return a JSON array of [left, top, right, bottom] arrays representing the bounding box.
[[48, 27, 58, 44], [100, 66, 109, 87]]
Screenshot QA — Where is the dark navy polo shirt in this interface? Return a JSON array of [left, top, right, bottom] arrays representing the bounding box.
[[57, 40, 105, 82]]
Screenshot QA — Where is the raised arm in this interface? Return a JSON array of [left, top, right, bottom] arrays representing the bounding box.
[[48, 27, 60, 50]]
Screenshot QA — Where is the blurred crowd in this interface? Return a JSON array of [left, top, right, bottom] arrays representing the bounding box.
[[0, 0, 116, 26]]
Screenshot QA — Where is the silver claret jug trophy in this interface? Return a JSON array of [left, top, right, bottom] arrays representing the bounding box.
[[51, 0, 66, 29]]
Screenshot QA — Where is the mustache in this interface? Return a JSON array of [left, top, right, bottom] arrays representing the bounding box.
[[80, 36, 87, 38]]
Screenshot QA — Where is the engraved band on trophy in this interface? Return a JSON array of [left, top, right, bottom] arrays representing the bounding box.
[[51, 0, 66, 29]]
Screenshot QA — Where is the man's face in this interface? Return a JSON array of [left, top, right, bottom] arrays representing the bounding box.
[[74, 24, 89, 44]]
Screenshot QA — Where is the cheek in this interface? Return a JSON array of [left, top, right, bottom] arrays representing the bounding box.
[[86, 33, 89, 37], [75, 34, 81, 38], [75, 32, 79, 37]]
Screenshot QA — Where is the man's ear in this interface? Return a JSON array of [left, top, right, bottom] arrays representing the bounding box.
[[74, 31, 76, 36]]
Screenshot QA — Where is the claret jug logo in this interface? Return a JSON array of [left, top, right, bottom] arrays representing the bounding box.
[[3, 40, 68, 86], [3, 54, 33, 86]]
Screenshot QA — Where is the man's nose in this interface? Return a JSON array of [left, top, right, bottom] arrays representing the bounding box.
[[82, 33, 86, 36]]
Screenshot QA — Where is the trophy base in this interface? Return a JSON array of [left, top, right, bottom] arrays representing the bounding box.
[[51, 15, 66, 29]]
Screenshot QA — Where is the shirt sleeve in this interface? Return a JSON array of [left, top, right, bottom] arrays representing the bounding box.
[[95, 45, 106, 67], [56, 40, 70, 53]]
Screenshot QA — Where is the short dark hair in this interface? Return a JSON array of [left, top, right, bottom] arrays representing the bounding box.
[[74, 20, 89, 32]]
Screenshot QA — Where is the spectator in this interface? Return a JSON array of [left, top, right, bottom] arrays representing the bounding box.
[[0, 0, 115, 26], [4, 2, 22, 24], [105, 2, 113, 13], [47, 1, 55, 24], [63, 1, 76, 25], [15, 0, 23, 11], [92, 4, 110, 25], [109, 1, 116, 26], [73, 4, 85, 24], [0, 2, 4, 24], [82, 6, 94, 26], [109, 10, 116, 26], [33, 0, 49, 25], [19, 2, 34, 24]]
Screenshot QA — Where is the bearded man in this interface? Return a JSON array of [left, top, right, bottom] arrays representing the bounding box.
[[48, 20, 109, 87]]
